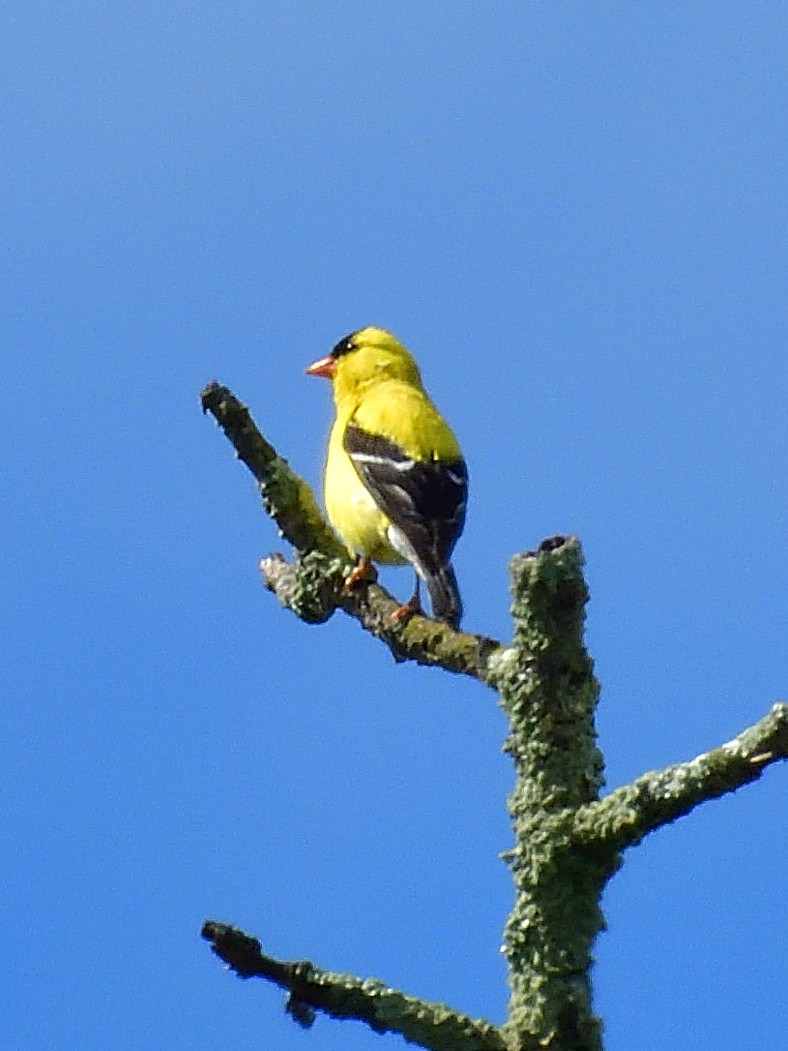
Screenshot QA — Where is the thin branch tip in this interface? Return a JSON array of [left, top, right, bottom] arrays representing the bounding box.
[[202, 919, 507, 1049]]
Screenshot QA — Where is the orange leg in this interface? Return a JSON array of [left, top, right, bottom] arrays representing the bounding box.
[[343, 556, 376, 592], [390, 578, 422, 622]]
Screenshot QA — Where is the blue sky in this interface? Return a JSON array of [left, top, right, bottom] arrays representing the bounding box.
[[2, 3, 786, 1049]]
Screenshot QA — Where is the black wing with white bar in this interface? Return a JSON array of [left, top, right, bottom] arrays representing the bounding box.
[[343, 422, 468, 570]]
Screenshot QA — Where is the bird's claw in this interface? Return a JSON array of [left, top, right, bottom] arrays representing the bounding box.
[[390, 595, 422, 623], [343, 557, 377, 592]]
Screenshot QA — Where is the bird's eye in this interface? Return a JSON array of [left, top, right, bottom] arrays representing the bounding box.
[[330, 334, 356, 359]]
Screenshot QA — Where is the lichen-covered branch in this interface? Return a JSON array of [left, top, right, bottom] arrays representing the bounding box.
[[201, 383, 785, 1051], [573, 702, 787, 852], [488, 538, 612, 1051], [201, 381, 502, 682], [201, 921, 508, 1051]]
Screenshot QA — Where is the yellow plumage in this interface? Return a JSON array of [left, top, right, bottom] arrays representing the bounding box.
[[307, 326, 467, 627]]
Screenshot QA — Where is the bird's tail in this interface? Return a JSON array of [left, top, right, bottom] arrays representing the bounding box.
[[425, 562, 463, 629]]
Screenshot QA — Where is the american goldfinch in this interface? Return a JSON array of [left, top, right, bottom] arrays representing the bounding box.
[[306, 326, 467, 628]]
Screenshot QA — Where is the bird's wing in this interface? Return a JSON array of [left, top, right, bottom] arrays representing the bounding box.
[[343, 421, 467, 569]]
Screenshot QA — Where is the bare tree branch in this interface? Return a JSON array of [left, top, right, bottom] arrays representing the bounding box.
[[201, 381, 503, 682], [573, 702, 788, 851], [201, 382, 785, 1051], [201, 921, 510, 1051]]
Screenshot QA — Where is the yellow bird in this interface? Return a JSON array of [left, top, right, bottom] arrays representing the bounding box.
[[306, 326, 467, 628]]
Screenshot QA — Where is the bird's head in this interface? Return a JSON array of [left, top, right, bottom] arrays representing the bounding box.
[[306, 327, 423, 402]]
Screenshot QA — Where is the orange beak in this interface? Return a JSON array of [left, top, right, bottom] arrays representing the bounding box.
[[305, 355, 336, 379]]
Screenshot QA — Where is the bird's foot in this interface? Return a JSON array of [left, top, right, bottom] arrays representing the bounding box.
[[343, 557, 376, 592], [390, 594, 422, 623]]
